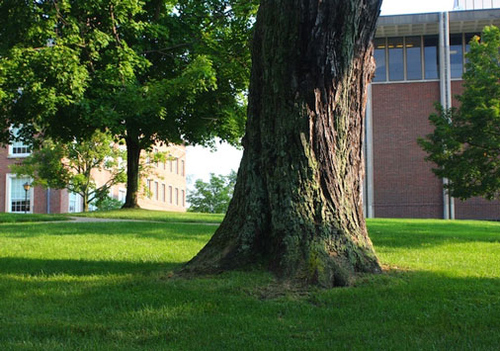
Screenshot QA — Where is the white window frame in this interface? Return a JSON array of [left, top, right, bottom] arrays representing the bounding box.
[[68, 192, 83, 213], [8, 126, 31, 158], [5, 174, 34, 213], [118, 188, 127, 204]]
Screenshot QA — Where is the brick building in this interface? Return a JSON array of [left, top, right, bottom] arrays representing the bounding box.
[[364, 5, 500, 219], [1, 134, 187, 214]]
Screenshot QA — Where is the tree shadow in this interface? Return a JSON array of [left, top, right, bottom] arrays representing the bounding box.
[[0, 257, 181, 276], [0, 267, 499, 350]]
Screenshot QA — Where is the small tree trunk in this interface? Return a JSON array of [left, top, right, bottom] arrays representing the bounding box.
[[82, 193, 89, 212], [184, 0, 382, 287], [123, 135, 141, 209]]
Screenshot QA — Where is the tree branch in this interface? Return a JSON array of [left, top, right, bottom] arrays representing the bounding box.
[[109, 4, 122, 46]]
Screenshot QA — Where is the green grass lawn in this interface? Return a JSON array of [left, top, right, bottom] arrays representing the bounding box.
[[71, 208, 225, 223], [0, 213, 69, 223], [0, 211, 499, 350]]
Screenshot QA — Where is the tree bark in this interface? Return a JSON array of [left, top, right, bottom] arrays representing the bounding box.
[[123, 135, 142, 209], [184, 0, 382, 287]]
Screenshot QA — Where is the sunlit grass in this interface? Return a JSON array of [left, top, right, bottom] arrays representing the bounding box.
[[0, 217, 499, 350], [71, 208, 225, 223]]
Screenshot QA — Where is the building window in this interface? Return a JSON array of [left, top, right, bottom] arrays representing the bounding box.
[[162, 184, 166, 202], [68, 192, 83, 213], [118, 188, 126, 204], [181, 160, 185, 177], [388, 37, 404, 81], [169, 185, 173, 204], [450, 34, 464, 78], [373, 38, 387, 82], [175, 188, 179, 206], [154, 148, 159, 167], [465, 33, 477, 53], [6, 175, 33, 213], [424, 35, 439, 80], [406, 36, 422, 80], [181, 190, 185, 207], [146, 179, 152, 198], [8, 127, 31, 157], [174, 158, 179, 174], [154, 181, 159, 200]]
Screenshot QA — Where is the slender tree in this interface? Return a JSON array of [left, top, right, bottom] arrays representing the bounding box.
[[11, 131, 126, 212], [419, 26, 500, 200], [184, 0, 382, 288]]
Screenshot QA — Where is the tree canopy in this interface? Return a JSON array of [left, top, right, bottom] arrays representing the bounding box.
[[419, 26, 500, 200], [0, 0, 258, 207], [187, 171, 236, 213]]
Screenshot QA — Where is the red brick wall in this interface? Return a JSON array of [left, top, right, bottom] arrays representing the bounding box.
[[372, 81, 444, 218], [372, 80, 500, 220], [0, 146, 54, 214]]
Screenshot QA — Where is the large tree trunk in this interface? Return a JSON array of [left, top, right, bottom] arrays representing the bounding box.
[[123, 135, 142, 209], [185, 0, 382, 287]]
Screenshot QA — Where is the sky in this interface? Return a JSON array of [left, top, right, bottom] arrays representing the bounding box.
[[185, 0, 455, 187]]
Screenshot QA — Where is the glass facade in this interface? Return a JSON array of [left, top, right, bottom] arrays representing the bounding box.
[[424, 35, 439, 80], [373, 39, 387, 82], [388, 37, 404, 81], [450, 34, 464, 78], [373, 33, 477, 83], [406, 36, 422, 80]]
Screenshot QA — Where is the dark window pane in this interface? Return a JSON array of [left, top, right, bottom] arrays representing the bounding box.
[[424, 35, 439, 79], [388, 37, 404, 81], [465, 33, 478, 53], [373, 38, 387, 82], [450, 34, 464, 78], [406, 36, 422, 80]]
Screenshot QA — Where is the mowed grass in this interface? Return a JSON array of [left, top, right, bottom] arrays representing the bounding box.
[[0, 212, 499, 350], [0, 213, 69, 223], [71, 208, 225, 223]]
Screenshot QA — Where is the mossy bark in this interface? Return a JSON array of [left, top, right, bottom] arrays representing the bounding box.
[[184, 0, 382, 287]]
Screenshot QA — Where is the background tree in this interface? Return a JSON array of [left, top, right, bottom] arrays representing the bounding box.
[[419, 26, 500, 200], [188, 171, 237, 213], [0, 0, 258, 208], [184, 0, 383, 288], [11, 131, 126, 212]]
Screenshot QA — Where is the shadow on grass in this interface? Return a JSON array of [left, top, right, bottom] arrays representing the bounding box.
[[0, 268, 499, 350], [368, 219, 500, 249], [0, 257, 181, 276]]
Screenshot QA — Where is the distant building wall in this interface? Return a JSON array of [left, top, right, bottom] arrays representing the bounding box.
[[0, 141, 187, 214]]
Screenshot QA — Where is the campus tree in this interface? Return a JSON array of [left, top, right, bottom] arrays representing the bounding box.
[[419, 26, 500, 200], [187, 171, 237, 213], [11, 131, 126, 212], [0, 0, 257, 208], [184, 0, 383, 287]]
